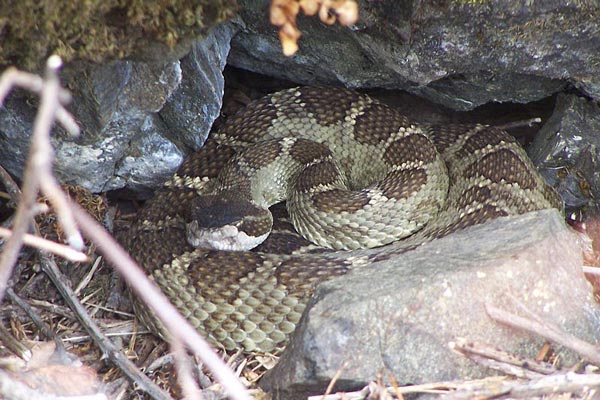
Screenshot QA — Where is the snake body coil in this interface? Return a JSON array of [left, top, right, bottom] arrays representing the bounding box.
[[124, 87, 561, 353]]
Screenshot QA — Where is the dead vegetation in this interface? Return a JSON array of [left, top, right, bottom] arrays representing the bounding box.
[[270, 0, 358, 55]]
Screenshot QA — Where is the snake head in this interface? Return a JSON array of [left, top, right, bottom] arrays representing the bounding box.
[[185, 191, 273, 251]]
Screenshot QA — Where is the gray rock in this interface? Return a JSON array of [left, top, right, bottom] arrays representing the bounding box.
[[528, 93, 600, 219], [411, 72, 566, 111], [159, 23, 237, 151], [230, 1, 599, 110], [260, 209, 598, 399], [0, 92, 37, 179], [0, 23, 238, 195], [56, 60, 183, 194]]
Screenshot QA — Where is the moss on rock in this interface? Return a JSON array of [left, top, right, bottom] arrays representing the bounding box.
[[0, 0, 238, 70]]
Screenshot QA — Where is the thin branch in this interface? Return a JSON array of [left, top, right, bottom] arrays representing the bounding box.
[[0, 57, 84, 304], [322, 361, 349, 398], [3, 286, 80, 368], [0, 166, 21, 203], [171, 340, 204, 400], [308, 377, 508, 399], [73, 256, 102, 295], [449, 337, 557, 378], [40, 256, 173, 400], [494, 117, 542, 131], [310, 372, 600, 400], [0, 57, 64, 302], [69, 201, 252, 400], [486, 302, 600, 366], [0, 227, 87, 262], [0, 67, 79, 136], [0, 323, 31, 361], [38, 176, 84, 250], [582, 265, 600, 275], [5, 287, 60, 343], [443, 372, 600, 400]]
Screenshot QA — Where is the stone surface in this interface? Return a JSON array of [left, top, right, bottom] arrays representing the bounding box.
[[0, 22, 237, 195], [528, 93, 600, 219], [230, 0, 598, 110], [159, 22, 236, 151], [55, 60, 184, 194], [260, 209, 598, 399]]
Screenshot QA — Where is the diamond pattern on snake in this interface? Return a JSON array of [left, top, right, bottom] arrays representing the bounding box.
[[123, 86, 562, 353]]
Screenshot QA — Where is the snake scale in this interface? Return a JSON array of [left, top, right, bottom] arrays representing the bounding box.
[[123, 86, 562, 353]]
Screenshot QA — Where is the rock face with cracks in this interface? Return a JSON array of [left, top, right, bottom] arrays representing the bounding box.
[[260, 209, 599, 399], [230, 1, 596, 109]]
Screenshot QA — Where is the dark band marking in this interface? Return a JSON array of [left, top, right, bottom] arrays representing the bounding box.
[[289, 139, 333, 165], [427, 124, 471, 153], [383, 133, 438, 165], [275, 258, 350, 293], [435, 205, 509, 237], [311, 189, 371, 213], [378, 168, 428, 200], [463, 148, 537, 189], [298, 86, 361, 126], [238, 212, 273, 237], [295, 161, 341, 192], [455, 185, 493, 209], [221, 96, 279, 142], [187, 250, 268, 285], [177, 139, 237, 180], [353, 102, 410, 145], [457, 127, 512, 159], [240, 140, 283, 169]]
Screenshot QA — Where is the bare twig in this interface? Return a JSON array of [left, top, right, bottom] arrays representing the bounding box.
[[321, 361, 349, 399], [486, 303, 600, 366], [308, 377, 508, 399], [171, 340, 204, 400], [310, 372, 600, 399], [5, 287, 60, 344], [0, 227, 87, 262], [3, 286, 81, 370], [0, 323, 31, 361], [494, 117, 542, 131], [0, 67, 79, 135], [443, 372, 600, 400], [73, 256, 102, 295], [40, 256, 173, 400], [449, 337, 557, 379], [70, 202, 251, 400], [582, 265, 600, 275], [0, 56, 83, 303]]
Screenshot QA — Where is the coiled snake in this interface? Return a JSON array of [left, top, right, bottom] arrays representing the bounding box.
[[123, 86, 562, 353]]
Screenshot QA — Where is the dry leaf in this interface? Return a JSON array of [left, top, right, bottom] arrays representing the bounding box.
[[270, 0, 358, 56]]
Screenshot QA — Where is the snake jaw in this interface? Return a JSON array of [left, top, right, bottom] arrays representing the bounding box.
[[186, 220, 270, 251]]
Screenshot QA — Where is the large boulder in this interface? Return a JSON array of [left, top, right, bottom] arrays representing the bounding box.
[[260, 210, 599, 399]]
